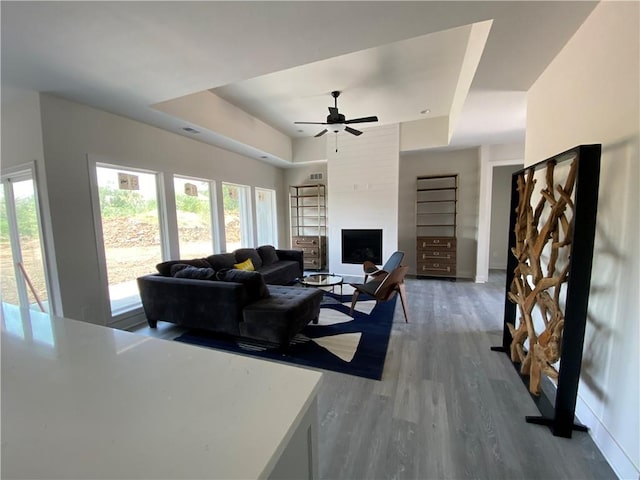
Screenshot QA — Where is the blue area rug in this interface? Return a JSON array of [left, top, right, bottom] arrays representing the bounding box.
[[174, 292, 396, 380]]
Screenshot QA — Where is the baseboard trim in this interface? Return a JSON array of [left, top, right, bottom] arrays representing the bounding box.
[[108, 311, 147, 331], [575, 394, 639, 479]]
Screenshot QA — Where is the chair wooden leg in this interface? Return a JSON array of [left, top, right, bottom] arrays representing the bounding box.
[[349, 290, 361, 316], [364, 274, 369, 283], [398, 283, 409, 323]]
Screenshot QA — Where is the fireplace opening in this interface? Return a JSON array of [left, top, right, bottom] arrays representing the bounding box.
[[341, 229, 382, 264]]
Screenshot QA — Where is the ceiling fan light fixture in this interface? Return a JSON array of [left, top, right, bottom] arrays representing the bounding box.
[[328, 123, 346, 133]]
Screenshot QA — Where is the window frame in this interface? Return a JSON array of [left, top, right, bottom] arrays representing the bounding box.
[[1, 161, 60, 316], [254, 187, 278, 247], [221, 182, 253, 251], [172, 174, 219, 257], [88, 156, 168, 323]]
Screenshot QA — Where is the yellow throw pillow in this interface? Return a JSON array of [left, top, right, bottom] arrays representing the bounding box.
[[233, 258, 255, 271]]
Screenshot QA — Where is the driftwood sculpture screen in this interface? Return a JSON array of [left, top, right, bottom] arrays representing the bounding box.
[[508, 159, 577, 395], [493, 145, 601, 438]]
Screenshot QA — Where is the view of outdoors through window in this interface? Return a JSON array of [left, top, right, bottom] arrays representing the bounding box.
[[96, 166, 162, 314], [256, 188, 277, 246], [222, 183, 249, 251], [174, 176, 215, 258], [0, 177, 49, 313]]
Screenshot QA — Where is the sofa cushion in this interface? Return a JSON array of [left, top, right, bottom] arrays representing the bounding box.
[[206, 253, 237, 271], [222, 269, 270, 301], [259, 261, 301, 285], [234, 248, 263, 269], [257, 245, 279, 267], [156, 258, 211, 277], [172, 265, 216, 280], [233, 258, 255, 271], [241, 286, 323, 346]]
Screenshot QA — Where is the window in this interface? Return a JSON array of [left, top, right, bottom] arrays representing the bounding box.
[[0, 170, 51, 316], [222, 183, 252, 251], [173, 176, 217, 258], [94, 165, 164, 316], [255, 187, 277, 246]]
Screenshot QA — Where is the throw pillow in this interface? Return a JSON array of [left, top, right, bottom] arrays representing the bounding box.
[[234, 248, 263, 269], [223, 269, 270, 300], [233, 258, 254, 271], [173, 265, 216, 280], [257, 245, 279, 267], [156, 258, 211, 277]]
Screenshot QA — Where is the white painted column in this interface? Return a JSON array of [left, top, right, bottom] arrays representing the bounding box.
[[475, 146, 492, 283]]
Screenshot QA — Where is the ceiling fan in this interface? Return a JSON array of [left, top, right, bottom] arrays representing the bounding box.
[[294, 90, 379, 138]]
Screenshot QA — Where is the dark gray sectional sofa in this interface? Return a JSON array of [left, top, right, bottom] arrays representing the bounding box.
[[137, 245, 323, 347]]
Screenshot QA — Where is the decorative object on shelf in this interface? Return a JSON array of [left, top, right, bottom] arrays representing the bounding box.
[[492, 144, 601, 438], [290, 184, 327, 270], [416, 174, 457, 278]]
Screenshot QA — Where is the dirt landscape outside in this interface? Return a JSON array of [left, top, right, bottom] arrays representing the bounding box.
[[1, 182, 241, 309]]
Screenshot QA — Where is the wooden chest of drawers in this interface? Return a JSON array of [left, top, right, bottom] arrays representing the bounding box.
[[416, 236, 456, 277], [292, 236, 326, 270]]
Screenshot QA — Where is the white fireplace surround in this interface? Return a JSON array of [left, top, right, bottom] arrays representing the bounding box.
[[327, 124, 400, 277]]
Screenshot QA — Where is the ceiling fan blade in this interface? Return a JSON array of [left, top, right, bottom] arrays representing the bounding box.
[[345, 126, 363, 136], [315, 129, 328, 138], [294, 121, 329, 125], [344, 116, 379, 124]]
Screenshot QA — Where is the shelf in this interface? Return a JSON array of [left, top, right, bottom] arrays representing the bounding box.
[[290, 183, 327, 270], [416, 174, 458, 278]]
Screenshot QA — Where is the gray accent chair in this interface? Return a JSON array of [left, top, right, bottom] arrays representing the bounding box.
[[362, 250, 405, 283]]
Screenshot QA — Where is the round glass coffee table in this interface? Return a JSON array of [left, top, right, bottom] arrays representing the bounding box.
[[300, 273, 344, 301]]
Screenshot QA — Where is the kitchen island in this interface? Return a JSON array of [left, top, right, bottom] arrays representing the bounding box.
[[1, 309, 322, 479]]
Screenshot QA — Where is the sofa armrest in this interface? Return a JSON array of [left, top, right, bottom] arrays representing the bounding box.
[[276, 249, 304, 277]]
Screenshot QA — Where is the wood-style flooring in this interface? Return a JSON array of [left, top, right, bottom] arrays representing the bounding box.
[[133, 271, 616, 479]]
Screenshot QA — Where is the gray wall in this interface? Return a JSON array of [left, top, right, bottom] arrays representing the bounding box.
[[399, 148, 480, 278], [489, 164, 521, 269], [37, 94, 286, 325]]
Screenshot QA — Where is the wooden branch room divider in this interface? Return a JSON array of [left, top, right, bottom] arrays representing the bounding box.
[[492, 144, 601, 438]]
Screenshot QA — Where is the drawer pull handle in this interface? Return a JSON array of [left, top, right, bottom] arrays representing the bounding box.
[[433, 252, 439, 256], [434, 263, 439, 267], [433, 239, 440, 244]]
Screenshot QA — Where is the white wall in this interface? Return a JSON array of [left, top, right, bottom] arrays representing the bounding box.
[[526, 2, 639, 478], [292, 137, 327, 164], [399, 148, 480, 278], [475, 143, 524, 282], [327, 125, 399, 277], [1, 86, 45, 168], [1, 87, 64, 316], [37, 94, 286, 326], [489, 164, 521, 269], [153, 90, 293, 163]]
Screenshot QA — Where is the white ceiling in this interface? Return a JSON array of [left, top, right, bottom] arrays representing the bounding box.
[[1, 1, 598, 163], [212, 23, 476, 138]]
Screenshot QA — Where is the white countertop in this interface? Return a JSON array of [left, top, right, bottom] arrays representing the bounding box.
[[1, 309, 322, 479]]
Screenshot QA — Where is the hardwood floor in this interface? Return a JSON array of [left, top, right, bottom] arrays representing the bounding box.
[[133, 271, 616, 479]]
